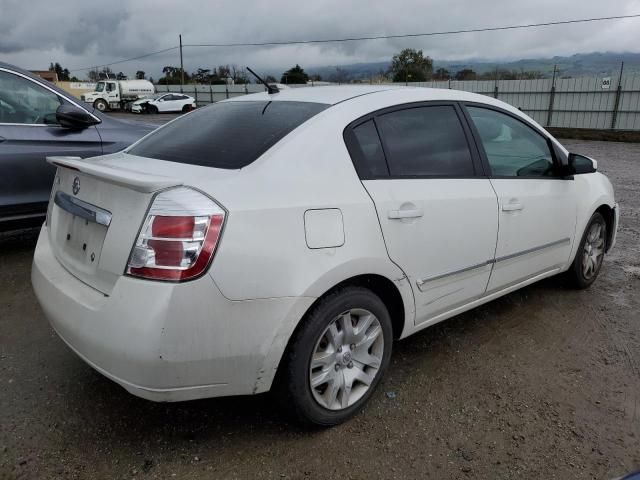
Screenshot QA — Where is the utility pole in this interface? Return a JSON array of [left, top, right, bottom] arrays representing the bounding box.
[[179, 34, 184, 90], [546, 64, 557, 127], [611, 61, 625, 129]]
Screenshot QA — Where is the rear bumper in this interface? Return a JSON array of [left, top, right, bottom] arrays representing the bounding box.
[[32, 227, 314, 401]]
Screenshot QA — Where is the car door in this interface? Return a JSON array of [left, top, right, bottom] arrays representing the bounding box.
[[345, 103, 499, 326], [0, 68, 102, 227], [175, 95, 192, 111], [105, 81, 120, 106], [157, 94, 175, 112], [462, 104, 577, 293]]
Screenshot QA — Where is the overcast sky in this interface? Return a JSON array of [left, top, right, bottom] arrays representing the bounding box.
[[1, 0, 640, 79]]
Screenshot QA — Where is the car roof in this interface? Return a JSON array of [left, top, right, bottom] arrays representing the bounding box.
[[225, 84, 498, 107], [227, 85, 401, 105]]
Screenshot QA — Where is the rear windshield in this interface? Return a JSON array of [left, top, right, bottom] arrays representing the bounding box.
[[128, 100, 329, 169]]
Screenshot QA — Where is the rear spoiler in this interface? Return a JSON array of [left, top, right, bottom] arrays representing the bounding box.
[[47, 156, 182, 193]]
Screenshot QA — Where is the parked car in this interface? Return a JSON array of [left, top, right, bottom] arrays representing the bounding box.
[[130, 93, 196, 114], [32, 86, 618, 426], [0, 62, 155, 232]]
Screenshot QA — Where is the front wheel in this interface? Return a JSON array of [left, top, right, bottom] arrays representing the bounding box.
[[566, 212, 607, 289], [93, 99, 108, 112], [278, 286, 393, 426], [147, 104, 158, 114]]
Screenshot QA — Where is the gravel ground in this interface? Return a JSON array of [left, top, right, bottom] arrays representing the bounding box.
[[1, 139, 639, 480]]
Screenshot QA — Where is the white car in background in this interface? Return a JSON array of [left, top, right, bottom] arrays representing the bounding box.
[[33, 86, 618, 426], [131, 93, 196, 114]]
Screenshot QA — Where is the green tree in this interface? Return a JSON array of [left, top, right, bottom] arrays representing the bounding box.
[[116, 72, 127, 80], [193, 68, 212, 84], [433, 67, 450, 80], [281, 64, 309, 84], [454, 69, 477, 81], [135, 70, 146, 80], [264, 75, 277, 83], [231, 65, 248, 84], [161, 66, 189, 84], [389, 48, 433, 82], [49, 62, 71, 81]]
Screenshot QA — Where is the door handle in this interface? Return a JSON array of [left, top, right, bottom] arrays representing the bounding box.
[[0, 136, 5, 143], [502, 200, 524, 212], [388, 208, 423, 219]]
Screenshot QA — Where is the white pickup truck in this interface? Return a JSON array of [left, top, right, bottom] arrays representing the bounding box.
[[81, 79, 155, 112]]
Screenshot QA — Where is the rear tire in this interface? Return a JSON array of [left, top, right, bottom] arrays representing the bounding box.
[[277, 286, 393, 426], [566, 212, 607, 289], [93, 99, 108, 112], [181, 104, 191, 113]]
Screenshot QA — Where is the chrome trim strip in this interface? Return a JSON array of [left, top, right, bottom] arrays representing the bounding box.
[[493, 237, 571, 264], [416, 261, 492, 288], [54, 191, 112, 227], [0, 67, 101, 124], [415, 237, 571, 289]]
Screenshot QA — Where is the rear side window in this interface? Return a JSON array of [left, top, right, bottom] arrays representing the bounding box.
[[351, 120, 388, 177], [376, 105, 474, 177], [129, 101, 328, 169]]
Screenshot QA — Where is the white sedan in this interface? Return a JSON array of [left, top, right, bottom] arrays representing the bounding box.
[[33, 86, 618, 426], [130, 93, 196, 114]]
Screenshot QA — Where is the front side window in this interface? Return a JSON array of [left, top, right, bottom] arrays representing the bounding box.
[[95, 82, 105, 92], [129, 101, 328, 169], [467, 106, 556, 177], [375, 105, 474, 177], [0, 70, 61, 124]]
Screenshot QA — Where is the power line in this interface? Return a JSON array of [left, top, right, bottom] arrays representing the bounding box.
[[69, 13, 640, 72], [69, 46, 179, 72], [185, 14, 640, 48]]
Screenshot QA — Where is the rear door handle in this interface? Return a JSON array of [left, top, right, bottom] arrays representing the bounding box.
[[502, 200, 524, 212], [388, 208, 423, 219], [0, 136, 6, 143]]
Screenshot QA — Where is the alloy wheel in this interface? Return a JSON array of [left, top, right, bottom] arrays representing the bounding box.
[[309, 308, 384, 410], [582, 222, 605, 279]]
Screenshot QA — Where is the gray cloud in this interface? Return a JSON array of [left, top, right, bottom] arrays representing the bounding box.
[[1, 0, 639, 78]]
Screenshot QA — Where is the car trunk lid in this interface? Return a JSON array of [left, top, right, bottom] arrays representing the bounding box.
[[46, 154, 187, 295]]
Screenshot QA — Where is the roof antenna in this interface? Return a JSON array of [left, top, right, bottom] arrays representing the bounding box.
[[246, 67, 279, 94]]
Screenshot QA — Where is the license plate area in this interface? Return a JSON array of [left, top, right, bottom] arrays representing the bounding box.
[[51, 205, 108, 276]]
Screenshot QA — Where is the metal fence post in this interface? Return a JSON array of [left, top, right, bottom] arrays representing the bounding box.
[[225, 85, 229, 99], [546, 65, 557, 127], [611, 62, 625, 130], [244, 84, 248, 95], [194, 88, 198, 107], [209, 84, 213, 104]]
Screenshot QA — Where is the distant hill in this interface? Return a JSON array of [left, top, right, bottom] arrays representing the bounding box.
[[303, 52, 640, 81]]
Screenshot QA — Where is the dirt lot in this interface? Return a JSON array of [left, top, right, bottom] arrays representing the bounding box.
[[1, 139, 639, 480]]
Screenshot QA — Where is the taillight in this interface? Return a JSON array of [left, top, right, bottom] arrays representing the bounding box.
[[126, 187, 225, 281]]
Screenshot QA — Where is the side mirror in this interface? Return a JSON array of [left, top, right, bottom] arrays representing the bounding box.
[[568, 153, 597, 175], [56, 104, 100, 129]]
